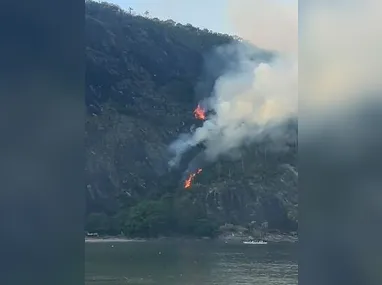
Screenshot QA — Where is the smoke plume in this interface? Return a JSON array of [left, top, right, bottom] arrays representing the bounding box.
[[169, 0, 298, 169]]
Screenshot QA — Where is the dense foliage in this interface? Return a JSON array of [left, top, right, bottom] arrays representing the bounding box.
[[85, 1, 298, 238]]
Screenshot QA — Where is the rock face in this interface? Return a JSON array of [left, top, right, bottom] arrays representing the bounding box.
[[85, 1, 297, 237]]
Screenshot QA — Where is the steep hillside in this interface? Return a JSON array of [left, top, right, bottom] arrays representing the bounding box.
[[85, 1, 297, 239]]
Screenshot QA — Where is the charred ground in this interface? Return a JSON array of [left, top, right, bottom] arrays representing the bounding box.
[[85, 1, 297, 239]]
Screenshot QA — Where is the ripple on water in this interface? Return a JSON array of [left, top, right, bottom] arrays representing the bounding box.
[[85, 241, 297, 285]]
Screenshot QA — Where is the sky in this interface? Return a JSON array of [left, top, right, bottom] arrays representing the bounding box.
[[108, 0, 235, 35], [108, 0, 297, 36]]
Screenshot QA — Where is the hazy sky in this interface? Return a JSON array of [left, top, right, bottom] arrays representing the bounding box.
[[108, 0, 235, 35], [108, 0, 297, 37]]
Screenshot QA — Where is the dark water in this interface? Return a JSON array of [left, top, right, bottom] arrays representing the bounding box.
[[85, 240, 297, 285]]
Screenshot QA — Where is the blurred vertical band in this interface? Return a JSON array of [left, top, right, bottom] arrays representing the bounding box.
[[299, 1, 382, 285], [0, 0, 84, 285]]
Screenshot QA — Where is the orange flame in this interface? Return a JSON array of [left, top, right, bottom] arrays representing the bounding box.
[[193, 105, 206, 120], [184, 168, 202, 189]]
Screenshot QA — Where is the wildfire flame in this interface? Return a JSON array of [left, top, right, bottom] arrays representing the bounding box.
[[183, 103, 205, 189], [193, 104, 206, 120], [184, 168, 202, 189]]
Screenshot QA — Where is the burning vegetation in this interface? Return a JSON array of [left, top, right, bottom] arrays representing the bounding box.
[[193, 104, 206, 120], [184, 168, 202, 189], [183, 104, 207, 189]]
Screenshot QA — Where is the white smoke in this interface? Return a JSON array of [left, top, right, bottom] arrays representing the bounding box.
[[169, 0, 298, 167], [300, 0, 382, 129]]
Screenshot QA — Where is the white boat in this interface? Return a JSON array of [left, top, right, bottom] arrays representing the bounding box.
[[243, 240, 268, 245]]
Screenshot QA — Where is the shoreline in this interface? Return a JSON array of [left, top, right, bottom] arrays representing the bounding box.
[[85, 233, 298, 243], [85, 237, 146, 243]]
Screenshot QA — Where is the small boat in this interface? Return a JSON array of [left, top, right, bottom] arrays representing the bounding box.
[[243, 240, 268, 245]]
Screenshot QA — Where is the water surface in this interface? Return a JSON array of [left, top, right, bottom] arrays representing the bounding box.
[[85, 240, 297, 285]]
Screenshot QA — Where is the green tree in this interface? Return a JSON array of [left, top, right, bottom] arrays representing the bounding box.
[[124, 200, 172, 237], [86, 212, 111, 235], [193, 219, 218, 238]]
